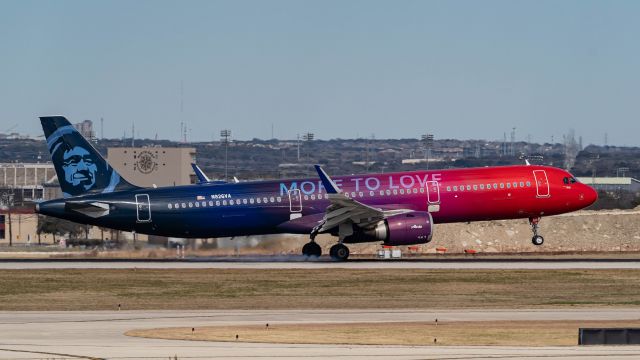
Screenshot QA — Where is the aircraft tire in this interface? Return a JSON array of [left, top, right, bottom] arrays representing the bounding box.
[[532, 235, 544, 246], [302, 242, 322, 257], [330, 244, 350, 261]]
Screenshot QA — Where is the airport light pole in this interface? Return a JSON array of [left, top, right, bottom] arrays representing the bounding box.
[[220, 129, 231, 181], [302, 132, 314, 161], [421, 134, 434, 170]]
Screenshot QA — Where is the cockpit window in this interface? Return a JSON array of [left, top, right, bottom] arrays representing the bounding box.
[[563, 176, 578, 184]]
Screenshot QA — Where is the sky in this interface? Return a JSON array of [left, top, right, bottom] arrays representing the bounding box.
[[1, 0, 639, 145]]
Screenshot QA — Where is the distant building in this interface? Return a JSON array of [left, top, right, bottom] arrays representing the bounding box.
[[73, 120, 95, 141], [577, 177, 640, 193], [0, 163, 60, 203], [107, 147, 196, 187]]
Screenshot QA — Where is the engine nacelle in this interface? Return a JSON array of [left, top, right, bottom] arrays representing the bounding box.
[[343, 211, 434, 246]]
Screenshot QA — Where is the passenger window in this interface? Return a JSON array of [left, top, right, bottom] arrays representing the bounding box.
[[413, 188, 418, 194], [270, 197, 275, 203], [195, 202, 200, 207], [506, 183, 511, 189], [370, 191, 374, 196], [513, 182, 518, 188], [400, 189, 405, 195], [466, 185, 471, 191], [359, 192, 363, 197], [263, 197, 268, 203], [215, 201, 220, 206], [256, 198, 261, 204], [447, 186, 451, 191], [168, 204, 172, 209], [277, 197, 282, 202], [386, 190, 391, 195], [223, 200, 227, 206], [229, 200, 234, 205], [304, 195, 309, 200], [526, 181, 531, 187], [473, 185, 478, 190], [250, 198, 254, 204], [392, 189, 398, 195], [493, 184, 498, 189], [480, 184, 484, 190], [520, 182, 524, 187], [460, 185, 464, 191], [380, 190, 385, 196], [243, 199, 248, 204], [453, 186, 458, 191], [500, 183, 505, 189]]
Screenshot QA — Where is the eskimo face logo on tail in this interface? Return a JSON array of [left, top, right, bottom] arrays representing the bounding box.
[[46, 125, 120, 197], [62, 146, 97, 190]]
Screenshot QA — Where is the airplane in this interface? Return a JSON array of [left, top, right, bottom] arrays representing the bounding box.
[[36, 116, 598, 260]]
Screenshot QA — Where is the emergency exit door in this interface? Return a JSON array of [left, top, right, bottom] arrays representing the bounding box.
[[135, 194, 152, 223]]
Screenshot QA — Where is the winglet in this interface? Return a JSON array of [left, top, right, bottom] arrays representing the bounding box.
[[191, 163, 211, 183], [314, 165, 340, 194]]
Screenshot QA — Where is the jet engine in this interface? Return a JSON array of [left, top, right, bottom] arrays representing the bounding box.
[[343, 211, 433, 246]]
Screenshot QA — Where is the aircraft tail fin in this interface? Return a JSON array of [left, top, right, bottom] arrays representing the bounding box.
[[40, 116, 138, 198], [191, 163, 211, 183]]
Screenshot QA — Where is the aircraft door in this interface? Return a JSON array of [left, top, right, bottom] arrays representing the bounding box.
[[533, 170, 550, 198], [288, 189, 302, 220], [425, 180, 440, 212], [135, 194, 152, 223]]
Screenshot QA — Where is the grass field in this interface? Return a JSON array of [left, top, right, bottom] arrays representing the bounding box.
[[126, 320, 640, 346], [2, 268, 640, 310]]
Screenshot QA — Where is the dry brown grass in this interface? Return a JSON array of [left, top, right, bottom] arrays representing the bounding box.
[[126, 320, 640, 346], [2, 269, 640, 310]]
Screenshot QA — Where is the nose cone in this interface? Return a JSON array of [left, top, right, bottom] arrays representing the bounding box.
[[582, 185, 598, 207]]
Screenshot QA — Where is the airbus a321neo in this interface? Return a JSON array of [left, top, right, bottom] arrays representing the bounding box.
[[36, 116, 598, 260]]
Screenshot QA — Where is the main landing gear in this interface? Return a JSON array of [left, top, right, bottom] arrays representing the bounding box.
[[302, 241, 322, 257], [529, 217, 544, 246], [329, 243, 350, 261], [302, 224, 351, 261]]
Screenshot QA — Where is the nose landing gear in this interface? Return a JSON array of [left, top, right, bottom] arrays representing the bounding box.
[[529, 217, 544, 246]]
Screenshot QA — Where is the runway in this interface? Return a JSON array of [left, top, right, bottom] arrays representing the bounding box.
[[2, 309, 640, 359], [2, 258, 640, 269]]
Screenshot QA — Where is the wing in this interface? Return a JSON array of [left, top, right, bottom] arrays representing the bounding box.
[[314, 165, 412, 234]]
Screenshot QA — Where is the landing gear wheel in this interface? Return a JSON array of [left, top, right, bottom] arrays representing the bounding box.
[[532, 235, 544, 246], [529, 217, 544, 246], [302, 242, 322, 257], [330, 244, 350, 261]]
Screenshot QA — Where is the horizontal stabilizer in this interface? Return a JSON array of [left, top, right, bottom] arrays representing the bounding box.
[[65, 201, 110, 218]]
